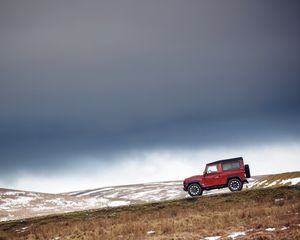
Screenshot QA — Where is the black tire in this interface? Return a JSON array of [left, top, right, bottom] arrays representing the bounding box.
[[187, 183, 203, 197], [228, 178, 243, 192], [245, 164, 251, 178]]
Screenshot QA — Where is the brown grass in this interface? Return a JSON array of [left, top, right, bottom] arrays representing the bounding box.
[[0, 186, 299, 240]]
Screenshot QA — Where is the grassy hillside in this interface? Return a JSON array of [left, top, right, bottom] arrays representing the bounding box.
[[0, 186, 299, 240], [250, 171, 300, 189]]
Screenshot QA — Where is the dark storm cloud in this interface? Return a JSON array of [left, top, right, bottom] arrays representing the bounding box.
[[1, 1, 300, 176]]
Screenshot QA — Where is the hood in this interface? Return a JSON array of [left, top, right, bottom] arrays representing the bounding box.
[[184, 175, 203, 183]]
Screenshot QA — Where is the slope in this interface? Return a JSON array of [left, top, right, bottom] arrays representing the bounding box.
[[0, 186, 299, 240]]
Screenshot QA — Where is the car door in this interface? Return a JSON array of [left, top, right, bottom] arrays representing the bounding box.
[[220, 160, 241, 185], [202, 164, 221, 187]]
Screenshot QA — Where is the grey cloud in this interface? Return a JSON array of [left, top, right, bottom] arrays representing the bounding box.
[[0, 1, 300, 178]]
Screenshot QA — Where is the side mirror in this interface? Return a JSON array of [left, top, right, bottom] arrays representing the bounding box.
[[203, 171, 206, 176]]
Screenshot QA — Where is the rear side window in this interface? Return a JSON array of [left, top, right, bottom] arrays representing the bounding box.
[[222, 161, 240, 171]]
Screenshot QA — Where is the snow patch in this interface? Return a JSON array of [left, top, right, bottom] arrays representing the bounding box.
[[2, 191, 25, 196], [256, 180, 267, 186], [108, 201, 130, 207], [228, 231, 246, 239], [265, 228, 275, 231], [16, 226, 28, 232], [274, 198, 284, 202], [0, 217, 9, 222], [279, 177, 300, 185], [31, 205, 54, 212], [266, 180, 279, 187], [104, 192, 120, 198], [0, 196, 35, 209], [204, 236, 221, 240], [76, 188, 114, 196], [87, 197, 108, 204], [146, 230, 156, 235]]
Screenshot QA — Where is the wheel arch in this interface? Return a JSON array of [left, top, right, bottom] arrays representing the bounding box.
[[227, 175, 242, 184], [187, 181, 202, 188]]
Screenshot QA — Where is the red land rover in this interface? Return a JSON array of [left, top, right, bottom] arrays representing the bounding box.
[[183, 157, 250, 197]]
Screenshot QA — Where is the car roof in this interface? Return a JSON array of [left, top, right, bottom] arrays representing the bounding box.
[[207, 157, 243, 165]]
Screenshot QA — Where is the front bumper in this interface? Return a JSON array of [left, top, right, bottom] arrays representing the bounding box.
[[183, 182, 187, 191]]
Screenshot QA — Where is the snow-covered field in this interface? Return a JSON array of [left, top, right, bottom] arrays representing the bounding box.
[[1, 173, 299, 222], [1, 181, 186, 221]]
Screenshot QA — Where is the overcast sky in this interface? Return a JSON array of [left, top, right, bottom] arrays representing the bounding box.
[[1, 1, 300, 193]]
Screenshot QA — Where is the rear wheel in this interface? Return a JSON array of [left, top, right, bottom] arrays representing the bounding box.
[[228, 178, 243, 192], [187, 183, 203, 197]]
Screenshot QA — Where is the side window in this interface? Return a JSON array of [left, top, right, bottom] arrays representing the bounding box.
[[206, 164, 218, 174], [222, 161, 240, 171]]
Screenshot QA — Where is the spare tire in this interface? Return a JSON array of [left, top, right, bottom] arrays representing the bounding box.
[[245, 164, 251, 178]]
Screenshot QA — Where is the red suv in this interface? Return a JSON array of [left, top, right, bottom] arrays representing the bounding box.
[[183, 157, 250, 197]]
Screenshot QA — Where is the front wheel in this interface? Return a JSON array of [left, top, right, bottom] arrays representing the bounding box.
[[187, 183, 203, 197], [228, 178, 243, 192]]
